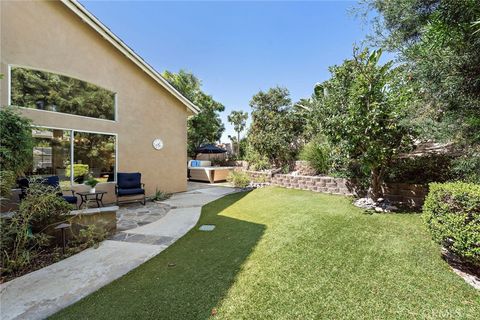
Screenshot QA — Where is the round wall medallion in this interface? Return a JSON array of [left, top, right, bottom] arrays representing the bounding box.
[[152, 138, 164, 150]]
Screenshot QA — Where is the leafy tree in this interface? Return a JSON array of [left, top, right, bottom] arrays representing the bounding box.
[[227, 110, 248, 155], [293, 98, 317, 142], [247, 87, 304, 168], [314, 48, 414, 199], [360, 0, 480, 146], [0, 107, 34, 176], [11, 67, 115, 120], [162, 70, 225, 158]]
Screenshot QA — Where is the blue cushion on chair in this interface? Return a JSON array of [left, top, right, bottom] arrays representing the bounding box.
[[43, 176, 60, 188], [117, 188, 145, 196], [62, 195, 78, 204], [117, 172, 142, 189]]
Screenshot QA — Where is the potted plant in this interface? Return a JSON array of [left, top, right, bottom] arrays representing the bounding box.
[[85, 177, 99, 193]]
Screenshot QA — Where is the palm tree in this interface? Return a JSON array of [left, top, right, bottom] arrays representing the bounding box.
[[227, 110, 248, 155]]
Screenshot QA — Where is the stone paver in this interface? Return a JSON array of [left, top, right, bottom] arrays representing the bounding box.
[[125, 207, 202, 238], [116, 201, 170, 231], [110, 232, 175, 246], [0, 182, 239, 320]]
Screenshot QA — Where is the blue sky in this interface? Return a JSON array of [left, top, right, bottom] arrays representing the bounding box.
[[81, 0, 386, 142]]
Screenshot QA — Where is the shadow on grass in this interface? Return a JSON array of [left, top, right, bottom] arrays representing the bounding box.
[[51, 191, 265, 320]]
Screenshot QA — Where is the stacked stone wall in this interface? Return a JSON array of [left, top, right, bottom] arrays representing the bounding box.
[[243, 170, 272, 183], [236, 166, 429, 208], [271, 174, 353, 196], [382, 183, 428, 208]]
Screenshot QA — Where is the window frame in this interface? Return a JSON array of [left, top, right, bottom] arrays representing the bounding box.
[[32, 125, 118, 186], [7, 64, 118, 122]]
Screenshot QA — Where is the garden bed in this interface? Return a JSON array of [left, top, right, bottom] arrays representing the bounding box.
[[0, 206, 118, 284]]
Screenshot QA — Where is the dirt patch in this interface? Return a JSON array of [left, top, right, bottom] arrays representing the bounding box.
[[442, 248, 480, 290]]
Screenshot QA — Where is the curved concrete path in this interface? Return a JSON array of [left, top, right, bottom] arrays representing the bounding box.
[[0, 183, 238, 320]]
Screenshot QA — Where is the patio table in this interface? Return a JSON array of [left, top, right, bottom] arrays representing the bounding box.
[[76, 190, 107, 208]]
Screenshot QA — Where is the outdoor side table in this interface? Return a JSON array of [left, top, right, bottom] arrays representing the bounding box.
[[76, 191, 107, 208]]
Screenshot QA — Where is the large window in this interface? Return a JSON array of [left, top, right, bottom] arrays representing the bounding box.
[[10, 66, 116, 120], [26, 128, 116, 188], [73, 132, 116, 183], [28, 129, 71, 187]]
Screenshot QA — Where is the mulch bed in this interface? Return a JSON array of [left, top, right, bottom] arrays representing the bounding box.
[[1, 248, 67, 284]]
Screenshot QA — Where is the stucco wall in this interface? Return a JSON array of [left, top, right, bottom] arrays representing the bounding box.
[[0, 1, 191, 195]]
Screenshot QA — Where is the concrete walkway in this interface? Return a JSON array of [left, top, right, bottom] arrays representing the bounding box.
[[0, 183, 238, 320]]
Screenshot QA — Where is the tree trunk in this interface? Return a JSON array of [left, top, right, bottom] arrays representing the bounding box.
[[368, 167, 383, 201], [237, 132, 241, 155]]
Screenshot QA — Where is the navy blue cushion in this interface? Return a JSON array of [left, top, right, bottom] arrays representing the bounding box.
[[117, 188, 145, 196], [43, 176, 60, 188], [117, 172, 142, 189], [62, 195, 78, 204], [18, 178, 29, 189]]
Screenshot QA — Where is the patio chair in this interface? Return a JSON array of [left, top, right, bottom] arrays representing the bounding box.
[[115, 172, 146, 205], [18, 176, 78, 208]]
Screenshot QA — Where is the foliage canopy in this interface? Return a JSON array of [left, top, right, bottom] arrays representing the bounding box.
[[247, 87, 304, 168], [11, 67, 115, 120], [313, 48, 414, 198], [360, 0, 480, 145], [0, 107, 34, 176], [162, 70, 225, 157]]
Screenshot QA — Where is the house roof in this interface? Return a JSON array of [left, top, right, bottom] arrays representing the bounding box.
[[60, 0, 200, 114]]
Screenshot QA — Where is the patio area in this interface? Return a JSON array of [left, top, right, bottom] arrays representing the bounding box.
[[0, 182, 239, 320]]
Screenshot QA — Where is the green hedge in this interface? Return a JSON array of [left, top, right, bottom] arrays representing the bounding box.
[[65, 164, 89, 178], [423, 182, 480, 266]]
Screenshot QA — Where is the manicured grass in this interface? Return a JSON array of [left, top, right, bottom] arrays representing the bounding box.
[[52, 187, 479, 319]]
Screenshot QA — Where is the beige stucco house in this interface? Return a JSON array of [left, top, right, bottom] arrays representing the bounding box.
[[0, 0, 199, 203]]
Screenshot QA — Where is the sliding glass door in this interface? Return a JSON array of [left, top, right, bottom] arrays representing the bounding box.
[[26, 128, 116, 188]]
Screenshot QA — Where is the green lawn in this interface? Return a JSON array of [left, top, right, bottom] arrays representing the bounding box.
[[52, 187, 479, 319]]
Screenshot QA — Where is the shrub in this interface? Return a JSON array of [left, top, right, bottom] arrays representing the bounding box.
[[0, 170, 16, 198], [65, 164, 90, 179], [250, 159, 270, 171], [84, 177, 99, 188], [20, 181, 73, 231], [1, 182, 72, 273], [227, 171, 251, 188], [150, 188, 170, 201], [211, 158, 229, 166], [450, 148, 480, 184], [67, 224, 108, 253], [0, 107, 34, 176], [299, 136, 331, 174], [245, 146, 270, 171], [423, 182, 480, 266]]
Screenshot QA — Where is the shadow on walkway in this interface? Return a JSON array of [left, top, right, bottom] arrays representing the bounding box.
[[51, 191, 265, 320]]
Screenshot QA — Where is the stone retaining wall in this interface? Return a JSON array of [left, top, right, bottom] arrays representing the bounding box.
[[382, 183, 428, 209], [293, 160, 317, 176], [242, 170, 272, 183], [69, 206, 118, 236], [237, 167, 429, 208], [271, 174, 354, 196]]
